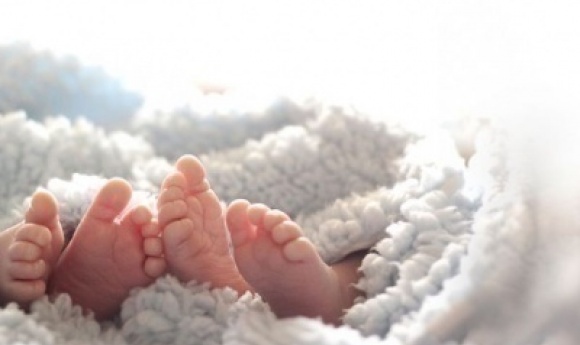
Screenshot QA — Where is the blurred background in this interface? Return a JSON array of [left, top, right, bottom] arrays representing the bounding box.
[[0, 0, 579, 132]]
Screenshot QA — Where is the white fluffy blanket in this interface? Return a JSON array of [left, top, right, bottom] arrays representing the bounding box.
[[1, 105, 574, 344]]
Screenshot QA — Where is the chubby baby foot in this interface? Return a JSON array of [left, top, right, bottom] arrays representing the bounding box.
[[226, 200, 351, 325], [0, 189, 64, 306], [158, 155, 249, 293], [48, 178, 166, 320]]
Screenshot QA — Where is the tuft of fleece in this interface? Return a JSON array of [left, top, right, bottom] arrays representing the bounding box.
[[392, 116, 580, 345], [342, 132, 476, 338], [202, 107, 413, 217], [30, 295, 127, 345], [131, 96, 318, 160], [121, 276, 268, 345], [0, 112, 155, 228], [0, 303, 56, 345], [0, 295, 127, 345]]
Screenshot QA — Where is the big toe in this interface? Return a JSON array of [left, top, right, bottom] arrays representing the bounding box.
[[25, 189, 64, 263], [226, 199, 253, 246], [85, 178, 133, 223], [25, 189, 59, 229], [175, 155, 209, 193]]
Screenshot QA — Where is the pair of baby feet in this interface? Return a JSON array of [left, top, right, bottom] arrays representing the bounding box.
[[0, 155, 348, 324], [0, 178, 165, 318]]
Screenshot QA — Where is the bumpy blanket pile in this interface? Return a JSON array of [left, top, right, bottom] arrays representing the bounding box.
[[1, 47, 578, 345], [0, 101, 476, 344]]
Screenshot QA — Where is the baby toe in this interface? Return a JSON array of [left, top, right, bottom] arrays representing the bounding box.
[[8, 260, 47, 280], [87, 178, 133, 223], [226, 199, 253, 246], [263, 209, 290, 232], [144, 257, 167, 279], [271, 221, 303, 245], [283, 237, 318, 262], [25, 189, 58, 225], [8, 241, 42, 262], [158, 200, 188, 229], [15, 224, 51, 247], [159, 171, 187, 204], [130, 205, 153, 226], [226, 199, 250, 225], [5, 280, 46, 303], [247, 204, 270, 226], [176, 155, 208, 191]]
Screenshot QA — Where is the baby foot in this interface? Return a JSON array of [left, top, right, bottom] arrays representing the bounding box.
[[0, 189, 64, 306], [158, 155, 249, 293], [226, 200, 349, 325], [48, 178, 166, 320]]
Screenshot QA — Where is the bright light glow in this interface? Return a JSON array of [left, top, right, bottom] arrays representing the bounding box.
[[1, 0, 579, 132]]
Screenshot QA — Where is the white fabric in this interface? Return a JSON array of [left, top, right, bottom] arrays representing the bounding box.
[[3, 107, 569, 345]]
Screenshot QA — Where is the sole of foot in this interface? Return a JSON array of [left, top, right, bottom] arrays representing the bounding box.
[[48, 178, 165, 320], [226, 199, 346, 325], [158, 155, 249, 293]]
